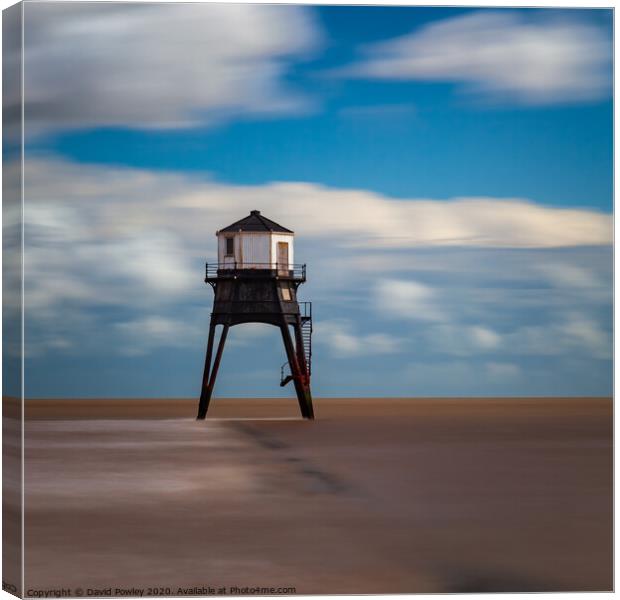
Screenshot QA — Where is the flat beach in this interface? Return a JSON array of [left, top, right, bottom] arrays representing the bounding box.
[[5, 397, 613, 595]]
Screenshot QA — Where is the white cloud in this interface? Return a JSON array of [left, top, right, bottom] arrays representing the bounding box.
[[375, 279, 446, 321], [416, 312, 610, 361], [314, 320, 403, 357], [16, 156, 611, 357], [469, 326, 502, 350], [429, 324, 502, 355], [535, 262, 611, 302], [114, 315, 203, 356], [20, 157, 612, 257], [338, 11, 611, 105], [554, 314, 612, 359], [18, 156, 612, 313], [228, 323, 276, 348], [487, 314, 611, 360], [228, 186, 612, 250], [19, 3, 320, 134]]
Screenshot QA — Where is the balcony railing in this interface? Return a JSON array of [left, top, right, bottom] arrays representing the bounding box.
[[205, 262, 306, 281]]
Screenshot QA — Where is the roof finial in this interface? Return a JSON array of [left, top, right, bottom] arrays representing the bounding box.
[[250, 209, 260, 215]]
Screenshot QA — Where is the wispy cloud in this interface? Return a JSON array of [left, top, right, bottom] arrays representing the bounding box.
[[336, 11, 611, 105], [17, 156, 612, 395], [20, 156, 611, 261], [238, 188, 612, 250], [375, 279, 446, 322], [429, 324, 502, 355], [114, 315, 203, 356], [535, 262, 608, 295], [501, 314, 612, 360], [227, 323, 276, 348], [18, 157, 611, 317], [18, 3, 321, 135], [423, 316, 611, 361], [314, 320, 404, 357]]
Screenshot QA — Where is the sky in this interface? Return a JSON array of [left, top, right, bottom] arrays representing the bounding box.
[[4, 3, 613, 398]]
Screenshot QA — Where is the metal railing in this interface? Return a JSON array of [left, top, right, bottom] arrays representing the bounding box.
[[205, 262, 306, 280], [281, 302, 312, 384], [299, 301, 312, 320]]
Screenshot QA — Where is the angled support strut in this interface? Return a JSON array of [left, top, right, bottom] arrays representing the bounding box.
[[197, 323, 229, 419]]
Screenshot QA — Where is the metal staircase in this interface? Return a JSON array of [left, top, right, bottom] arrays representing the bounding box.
[[301, 314, 312, 376], [280, 302, 312, 387]]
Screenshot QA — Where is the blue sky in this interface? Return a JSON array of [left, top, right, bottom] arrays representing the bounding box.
[[7, 3, 613, 398], [37, 7, 613, 209]]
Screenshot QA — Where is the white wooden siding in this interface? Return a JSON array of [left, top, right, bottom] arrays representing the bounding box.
[[217, 232, 276, 267], [241, 233, 270, 266], [271, 234, 294, 267], [218, 234, 239, 267]]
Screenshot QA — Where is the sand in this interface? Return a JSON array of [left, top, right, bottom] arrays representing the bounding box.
[[4, 397, 613, 595]]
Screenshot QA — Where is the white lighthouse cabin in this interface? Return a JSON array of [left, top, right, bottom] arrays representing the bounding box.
[[216, 210, 294, 272], [199, 210, 314, 419]]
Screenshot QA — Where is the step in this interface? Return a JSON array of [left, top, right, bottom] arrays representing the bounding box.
[[280, 374, 293, 387]]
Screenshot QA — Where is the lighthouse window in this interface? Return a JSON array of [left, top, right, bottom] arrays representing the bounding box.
[[281, 287, 292, 301], [225, 237, 234, 257]]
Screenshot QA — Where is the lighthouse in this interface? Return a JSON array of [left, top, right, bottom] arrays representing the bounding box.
[[197, 210, 314, 419]]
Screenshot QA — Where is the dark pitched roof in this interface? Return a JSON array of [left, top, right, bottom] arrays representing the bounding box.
[[219, 210, 293, 234]]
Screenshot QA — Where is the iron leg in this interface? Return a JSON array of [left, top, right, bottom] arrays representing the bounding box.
[[280, 324, 314, 419], [197, 323, 229, 419]]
